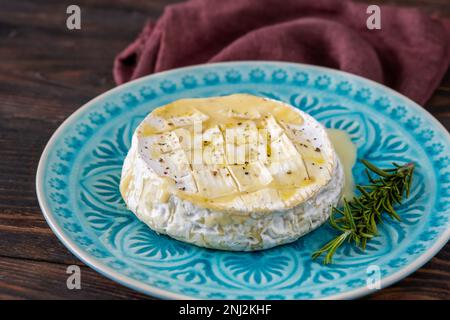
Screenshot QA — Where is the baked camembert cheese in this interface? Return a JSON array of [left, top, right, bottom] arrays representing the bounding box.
[[120, 94, 345, 250]]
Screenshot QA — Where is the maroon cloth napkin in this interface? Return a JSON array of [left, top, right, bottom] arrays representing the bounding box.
[[113, 0, 450, 105]]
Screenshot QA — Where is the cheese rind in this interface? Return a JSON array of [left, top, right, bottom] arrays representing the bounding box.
[[120, 94, 344, 250]]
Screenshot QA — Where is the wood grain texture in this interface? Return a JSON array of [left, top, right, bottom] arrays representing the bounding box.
[[0, 0, 448, 300]]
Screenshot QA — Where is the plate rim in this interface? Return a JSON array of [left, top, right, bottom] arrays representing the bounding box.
[[36, 60, 450, 300]]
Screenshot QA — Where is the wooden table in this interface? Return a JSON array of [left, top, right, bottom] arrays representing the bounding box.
[[0, 0, 449, 300]]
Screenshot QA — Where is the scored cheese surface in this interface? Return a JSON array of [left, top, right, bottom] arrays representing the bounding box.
[[123, 94, 336, 213], [120, 94, 346, 250]]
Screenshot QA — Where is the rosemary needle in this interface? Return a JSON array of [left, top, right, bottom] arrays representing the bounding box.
[[312, 160, 415, 264]]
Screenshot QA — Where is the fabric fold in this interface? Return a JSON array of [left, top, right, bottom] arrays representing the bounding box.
[[114, 0, 450, 105]]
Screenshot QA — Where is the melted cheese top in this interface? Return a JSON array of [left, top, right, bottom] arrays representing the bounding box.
[[126, 94, 344, 212]]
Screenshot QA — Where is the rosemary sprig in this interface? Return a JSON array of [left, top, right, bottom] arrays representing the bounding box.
[[312, 160, 415, 264]]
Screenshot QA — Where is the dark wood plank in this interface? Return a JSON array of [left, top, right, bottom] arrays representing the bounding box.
[[0, 0, 448, 299], [0, 256, 149, 299], [0, 0, 182, 300], [367, 244, 450, 299]]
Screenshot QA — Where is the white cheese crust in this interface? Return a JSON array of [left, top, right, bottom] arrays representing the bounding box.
[[120, 94, 344, 251]]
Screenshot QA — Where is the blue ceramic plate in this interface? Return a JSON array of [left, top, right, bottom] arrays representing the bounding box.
[[36, 62, 450, 299]]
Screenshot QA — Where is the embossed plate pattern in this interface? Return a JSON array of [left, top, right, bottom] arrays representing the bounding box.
[[36, 62, 450, 299]]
